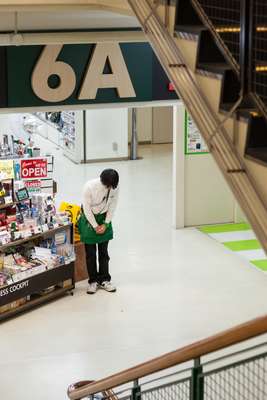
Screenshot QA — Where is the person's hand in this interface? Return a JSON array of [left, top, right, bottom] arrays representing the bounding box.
[[95, 225, 106, 234]]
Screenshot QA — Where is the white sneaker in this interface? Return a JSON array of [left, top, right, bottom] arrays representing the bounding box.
[[99, 281, 116, 292], [87, 282, 98, 294]]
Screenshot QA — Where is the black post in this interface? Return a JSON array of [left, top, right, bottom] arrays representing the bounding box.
[[190, 358, 204, 400], [248, 0, 256, 94], [83, 110, 87, 163], [131, 380, 141, 400], [240, 0, 252, 96]]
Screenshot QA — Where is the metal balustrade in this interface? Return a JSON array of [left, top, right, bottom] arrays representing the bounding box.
[[252, 0, 267, 115], [196, 0, 241, 64], [190, 0, 267, 118], [203, 352, 267, 400], [69, 340, 267, 400]]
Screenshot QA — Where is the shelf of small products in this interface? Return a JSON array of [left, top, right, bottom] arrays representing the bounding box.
[[0, 179, 75, 321]]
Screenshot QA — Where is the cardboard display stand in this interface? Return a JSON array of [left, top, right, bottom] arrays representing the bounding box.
[[74, 242, 88, 282]]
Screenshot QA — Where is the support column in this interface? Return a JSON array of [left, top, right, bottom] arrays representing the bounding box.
[[172, 102, 185, 229], [130, 107, 138, 160]]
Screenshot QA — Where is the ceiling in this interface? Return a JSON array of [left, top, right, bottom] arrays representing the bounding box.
[[0, 10, 140, 32]]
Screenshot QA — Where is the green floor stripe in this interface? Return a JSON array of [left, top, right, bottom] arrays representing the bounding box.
[[199, 223, 251, 234], [199, 222, 267, 273], [223, 239, 261, 252], [251, 260, 267, 271]]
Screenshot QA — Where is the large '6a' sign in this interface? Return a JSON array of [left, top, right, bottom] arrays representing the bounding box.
[[31, 43, 136, 103]]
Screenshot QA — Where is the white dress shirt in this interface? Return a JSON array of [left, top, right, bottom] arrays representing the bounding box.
[[82, 178, 119, 229]]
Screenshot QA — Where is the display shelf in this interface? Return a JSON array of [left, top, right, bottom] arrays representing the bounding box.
[[0, 201, 16, 210], [7, 257, 75, 288], [0, 224, 72, 251], [0, 261, 75, 322], [0, 286, 73, 322], [0, 199, 30, 210]]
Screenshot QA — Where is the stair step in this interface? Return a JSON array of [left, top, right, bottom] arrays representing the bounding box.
[[198, 30, 227, 64], [220, 104, 256, 117], [220, 96, 256, 115], [175, 24, 204, 35], [246, 148, 267, 164], [175, 0, 203, 27], [245, 114, 267, 164], [197, 62, 230, 74]]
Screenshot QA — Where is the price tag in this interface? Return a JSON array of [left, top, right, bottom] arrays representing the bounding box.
[[4, 196, 13, 205], [22, 230, 32, 238], [42, 224, 49, 232], [14, 232, 22, 240]]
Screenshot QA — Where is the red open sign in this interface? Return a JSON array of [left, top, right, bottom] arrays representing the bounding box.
[[21, 159, 48, 179]]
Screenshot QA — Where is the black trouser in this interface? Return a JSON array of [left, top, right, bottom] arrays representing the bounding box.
[[85, 241, 111, 284]]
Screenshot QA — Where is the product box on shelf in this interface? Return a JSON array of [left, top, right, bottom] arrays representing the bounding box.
[[0, 297, 27, 314]]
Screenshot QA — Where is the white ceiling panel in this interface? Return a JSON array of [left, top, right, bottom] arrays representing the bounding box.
[[0, 10, 140, 32]]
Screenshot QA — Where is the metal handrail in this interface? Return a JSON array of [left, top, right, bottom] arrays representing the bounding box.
[[128, 0, 267, 250], [68, 314, 267, 399]]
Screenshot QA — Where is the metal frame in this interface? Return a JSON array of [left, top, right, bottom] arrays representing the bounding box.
[[0, 223, 75, 322], [84, 348, 267, 400]]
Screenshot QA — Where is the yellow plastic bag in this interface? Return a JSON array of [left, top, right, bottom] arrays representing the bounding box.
[[59, 202, 81, 243]]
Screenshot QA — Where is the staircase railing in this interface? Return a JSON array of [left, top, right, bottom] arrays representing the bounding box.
[[68, 314, 267, 399], [190, 0, 267, 120], [127, 0, 267, 253], [251, 0, 267, 120], [190, 0, 241, 73]]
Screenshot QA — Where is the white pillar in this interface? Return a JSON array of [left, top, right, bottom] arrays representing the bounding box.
[[172, 102, 185, 229]]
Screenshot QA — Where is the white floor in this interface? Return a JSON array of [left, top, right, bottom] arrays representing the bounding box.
[[1, 139, 267, 400]]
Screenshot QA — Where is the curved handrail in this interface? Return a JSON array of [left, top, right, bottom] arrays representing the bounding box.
[[70, 381, 118, 400], [68, 314, 267, 399]]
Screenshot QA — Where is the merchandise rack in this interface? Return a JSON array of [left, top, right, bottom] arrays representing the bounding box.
[[0, 223, 75, 322], [0, 224, 71, 251], [0, 201, 20, 210]]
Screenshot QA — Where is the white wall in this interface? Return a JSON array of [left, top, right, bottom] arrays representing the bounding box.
[[185, 155, 235, 226], [85, 108, 128, 161], [152, 106, 173, 144], [173, 102, 238, 228], [0, 114, 11, 133], [128, 108, 152, 143], [128, 106, 175, 144]]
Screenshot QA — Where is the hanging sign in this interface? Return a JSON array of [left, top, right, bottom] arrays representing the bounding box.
[[185, 111, 209, 155], [0, 160, 15, 180], [1, 42, 178, 109], [21, 158, 48, 179]]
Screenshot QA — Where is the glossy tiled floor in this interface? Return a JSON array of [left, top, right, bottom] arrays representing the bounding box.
[[1, 139, 267, 400]]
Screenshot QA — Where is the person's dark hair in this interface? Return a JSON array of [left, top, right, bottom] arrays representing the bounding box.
[[100, 169, 119, 189]]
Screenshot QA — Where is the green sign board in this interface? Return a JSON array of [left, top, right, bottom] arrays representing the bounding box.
[[0, 43, 177, 109]]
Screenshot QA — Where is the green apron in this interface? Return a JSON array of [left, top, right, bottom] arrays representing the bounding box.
[[78, 211, 113, 244]]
